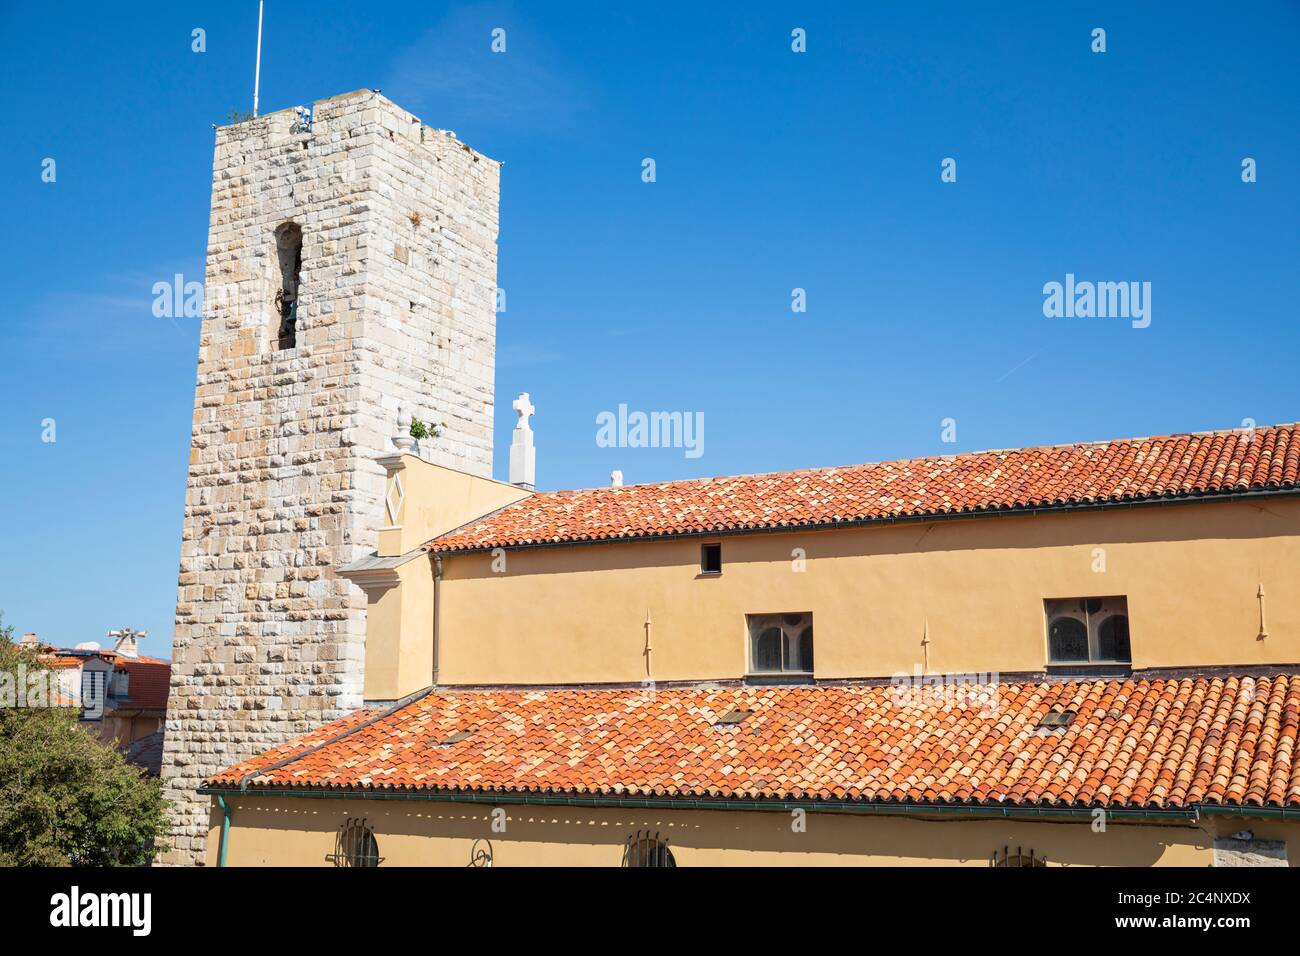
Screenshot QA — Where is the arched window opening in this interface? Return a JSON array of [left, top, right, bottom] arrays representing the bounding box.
[[752, 626, 783, 673], [622, 830, 676, 868], [991, 845, 1046, 867], [746, 612, 814, 678], [1045, 597, 1132, 666], [275, 223, 303, 350], [1048, 615, 1089, 663], [1097, 614, 1131, 662], [331, 818, 380, 867]]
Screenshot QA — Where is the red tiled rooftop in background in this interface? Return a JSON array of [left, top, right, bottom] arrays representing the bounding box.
[[427, 423, 1299, 553], [207, 675, 1300, 811], [35, 656, 83, 670], [114, 658, 171, 710]]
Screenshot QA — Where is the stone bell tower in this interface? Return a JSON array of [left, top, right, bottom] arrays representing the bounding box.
[[159, 90, 499, 865]]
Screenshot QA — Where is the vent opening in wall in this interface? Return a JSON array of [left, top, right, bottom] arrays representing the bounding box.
[[275, 222, 303, 350]]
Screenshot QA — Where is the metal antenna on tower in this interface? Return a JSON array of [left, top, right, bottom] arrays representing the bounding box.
[[253, 1, 264, 117]]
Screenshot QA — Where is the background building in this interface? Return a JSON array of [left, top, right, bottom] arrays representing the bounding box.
[[18, 629, 169, 776]]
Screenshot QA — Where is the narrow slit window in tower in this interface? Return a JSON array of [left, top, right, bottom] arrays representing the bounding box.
[[275, 223, 303, 349]]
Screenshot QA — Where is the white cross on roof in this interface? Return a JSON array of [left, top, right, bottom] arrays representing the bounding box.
[[512, 392, 535, 429]]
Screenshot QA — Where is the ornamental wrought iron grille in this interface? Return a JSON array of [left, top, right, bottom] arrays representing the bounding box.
[[328, 818, 382, 867], [991, 845, 1046, 867], [467, 838, 494, 867], [621, 830, 676, 868]]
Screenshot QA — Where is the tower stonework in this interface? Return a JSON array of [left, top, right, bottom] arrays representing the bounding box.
[[159, 90, 499, 865]]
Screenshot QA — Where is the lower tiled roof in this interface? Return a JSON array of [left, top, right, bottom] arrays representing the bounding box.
[[427, 423, 1299, 552], [122, 731, 165, 778], [206, 674, 1300, 811]]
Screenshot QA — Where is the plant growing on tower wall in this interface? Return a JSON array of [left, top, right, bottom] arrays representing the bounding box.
[[410, 416, 442, 441]]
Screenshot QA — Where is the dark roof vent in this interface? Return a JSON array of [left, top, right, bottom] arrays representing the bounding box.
[[1036, 710, 1076, 730], [440, 730, 473, 746], [713, 708, 750, 726]]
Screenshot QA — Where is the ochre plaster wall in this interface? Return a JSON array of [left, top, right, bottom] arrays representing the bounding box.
[[208, 795, 1297, 867], [426, 497, 1300, 685]]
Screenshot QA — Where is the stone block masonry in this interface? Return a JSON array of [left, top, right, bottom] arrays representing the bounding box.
[[158, 90, 500, 865]]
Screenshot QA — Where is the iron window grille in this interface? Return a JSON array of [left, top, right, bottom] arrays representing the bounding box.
[[467, 838, 494, 867], [991, 845, 1047, 867], [329, 818, 382, 867], [622, 830, 676, 868]]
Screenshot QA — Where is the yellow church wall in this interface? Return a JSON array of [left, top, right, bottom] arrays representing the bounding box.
[[359, 555, 437, 701], [354, 450, 531, 700], [375, 451, 530, 558], [429, 496, 1300, 686], [206, 795, 1299, 867]]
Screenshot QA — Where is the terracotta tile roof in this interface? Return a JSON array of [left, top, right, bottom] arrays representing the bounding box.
[[36, 655, 84, 670], [122, 731, 166, 778], [113, 659, 171, 710], [427, 423, 1299, 552], [206, 674, 1300, 811]]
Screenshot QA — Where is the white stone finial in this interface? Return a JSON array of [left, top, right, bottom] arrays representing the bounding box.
[[393, 403, 416, 452], [509, 392, 536, 489], [610, 470, 623, 487]]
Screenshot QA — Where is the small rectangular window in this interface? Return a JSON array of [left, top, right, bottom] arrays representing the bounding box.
[[700, 542, 722, 575], [1045, 596, 1131, 665], [747, 612, 813, 677]]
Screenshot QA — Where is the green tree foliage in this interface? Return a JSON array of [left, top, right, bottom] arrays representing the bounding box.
[[0, 616, 168, 866]]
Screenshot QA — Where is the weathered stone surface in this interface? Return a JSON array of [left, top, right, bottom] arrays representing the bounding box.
[[1212, 836, 1288, 867], [158, 90, 498, 865]]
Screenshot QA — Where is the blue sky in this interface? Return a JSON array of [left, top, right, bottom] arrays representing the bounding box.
[[1, 1, 1297, 658]]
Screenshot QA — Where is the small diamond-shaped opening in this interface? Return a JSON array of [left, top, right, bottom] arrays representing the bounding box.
[[385, 474, 405, 524]]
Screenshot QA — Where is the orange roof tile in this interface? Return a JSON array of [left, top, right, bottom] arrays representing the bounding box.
[[206, 675, 1300, 811], [427, 423, 1299, 552], [36, 655, 84, 670], [113, 659, 170, 710]]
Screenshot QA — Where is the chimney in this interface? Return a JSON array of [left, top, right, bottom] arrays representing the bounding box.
[[610, 470, 623, 487], [509, 392, 536, 490], [19, 632, 38, 648], [108, 628, 144, 659]]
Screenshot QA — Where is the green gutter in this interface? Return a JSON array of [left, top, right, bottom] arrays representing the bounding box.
[[216, 794, 232, 867], [1199, 804, 1300, 821], [199, 785, 1247, 823]]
